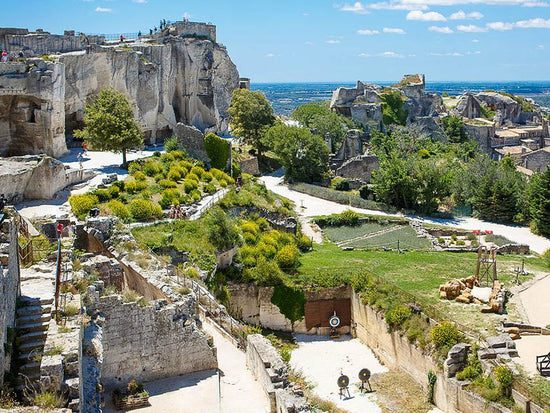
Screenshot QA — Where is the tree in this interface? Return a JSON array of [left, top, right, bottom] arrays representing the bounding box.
[[266, 124, 329, 183], [292, 101, 353, 152], [206, 207, 240, 252], [228, 89, 275, 159], [381, 90, 408, 126], [440, 116, 468, 143], [75, 89, 143, 165], [204, 133, 230, 170], [529, 167, 550, 236]]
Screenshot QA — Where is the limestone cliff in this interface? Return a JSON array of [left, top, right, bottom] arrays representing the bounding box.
[[0, 21, 239, 157]]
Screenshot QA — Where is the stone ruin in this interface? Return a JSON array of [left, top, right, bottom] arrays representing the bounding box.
[[330, 74, 445, 133], [0, 20, 239, 157], [439, 275, 506, 313], [329, 129, 379, 184]]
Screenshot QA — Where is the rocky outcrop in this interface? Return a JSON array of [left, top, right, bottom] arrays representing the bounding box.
[[410, 116, 446, 141], [0, 60, 67, 157], [0, 21, 239, 156], [330, 75, 445, 132], [175, 123, 208, 161], [451, 93, 484, 119], [0, 155, 94, 203], [335, 155, 379, 184]]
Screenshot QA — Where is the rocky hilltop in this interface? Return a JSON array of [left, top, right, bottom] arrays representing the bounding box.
[[0, 20, 240, 158]]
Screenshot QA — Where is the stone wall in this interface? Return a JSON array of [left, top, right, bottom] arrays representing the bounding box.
[[175, 123, 208, 161], [0, 214, 20, 389], [246, 334, 309, 413], [173, 21, 216, 42], [350, 290, 527, 413], [227, 283, 351, 335], [522, 147, 550, 172], [2, 29, 104, 56], [463, 122, 495, 154], [239, 156, 260, 175], [79, 316, 103, 413], [0, 155, 93, 204], [334, 155, 379, 184], [88, 294, 217, 389], [0, 59, 66, 157]]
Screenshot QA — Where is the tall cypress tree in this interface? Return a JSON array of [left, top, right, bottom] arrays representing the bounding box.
[[531, 168, 550, 236]]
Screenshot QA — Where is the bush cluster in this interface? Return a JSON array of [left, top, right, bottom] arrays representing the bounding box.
[[69, 194, 99, 218], [128, 199, 162, 221], [314, 210, 360, 227], [429, 321, 460, 349]]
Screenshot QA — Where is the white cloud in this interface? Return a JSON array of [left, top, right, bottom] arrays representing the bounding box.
[[407, 10, 447, 22], [487, 21, 514, 30], [538, 44, 545, 48], [132, 0, 147, 3], [325, 39, 342, 44], [429, 52, 464, 55], [183, 12, 192, 19], [515, 17, 550, 27], [379, 51, 405, 57], [302, 13, 310, 16], [449, 10, 483, 19], [368, 2, 428, 9], [457, 24, 487, 32], [338, 2, 370, 14], [266, 53, 276, 57], [305, 41, 314, 45], [95, 6, 112, 12], [357, 29, 380, 35], [358, 53, 372, 57], [396, 0, 547, 6], [429, 25, 454, 33], [407, 10, 447, 20], [472, 38, 480, 42], [383, 27, 407, 34]]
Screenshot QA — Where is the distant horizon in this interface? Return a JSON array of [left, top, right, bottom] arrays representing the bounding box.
[[252, 80, 550, 84]]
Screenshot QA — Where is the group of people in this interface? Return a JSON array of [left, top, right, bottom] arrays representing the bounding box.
[[0, 49, 25, 62], [168, 204, 188, 220]]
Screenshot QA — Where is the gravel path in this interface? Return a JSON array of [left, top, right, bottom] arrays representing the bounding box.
[[290, 334, 387, 413], [260, 172, 550, 255]]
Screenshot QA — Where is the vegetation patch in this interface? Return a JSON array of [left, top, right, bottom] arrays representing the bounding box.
[[270, 284, 306, 325]]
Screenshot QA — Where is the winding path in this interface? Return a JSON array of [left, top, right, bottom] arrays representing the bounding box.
[[259, 171, 550, 254]]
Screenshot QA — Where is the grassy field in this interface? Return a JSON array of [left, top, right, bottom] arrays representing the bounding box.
[[296, 242, 548, 335], [323, 222, 431, 250]]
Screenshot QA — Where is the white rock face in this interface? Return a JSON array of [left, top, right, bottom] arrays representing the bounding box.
[[61, 38, 239, 140]]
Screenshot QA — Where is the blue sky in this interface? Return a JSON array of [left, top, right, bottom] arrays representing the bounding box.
[[2, 0, 550, 82]]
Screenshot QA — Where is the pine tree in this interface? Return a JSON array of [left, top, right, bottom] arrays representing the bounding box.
[[531, 167, 550, 236]]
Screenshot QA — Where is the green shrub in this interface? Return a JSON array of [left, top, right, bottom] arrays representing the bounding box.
[[184, 179, 198, 193], [210, 168, 225, 180], [359, 185, 372, 200], [296, 233, 312, 252], [112, 180, 125, 190], [93, 188, 111, 202], [108, 185, 120, 199], [167, 169, 182, 181], [186, 173, 200, 183], [314, 210, 360, 227], [143, 161, 163, 177], [108, 200, 131, 221], [219, 179, 228, 188], [204, 182, 216, 194], [257, 242, 277, 258], [275, 244, 299, 269], [159, 188, 182, 209], [129, 199, 162, 221], [127, 162, 141, 174], [190, 189, 201, 203], [161, 152, 175, 163], [190, 166, 205, 178], [385, 305, 412, 331], [437, 237, 445, 244], [159, 179, 177, 189], [125, 179, 147, 194], [542, 248, 550, 268], [202, 171, 213, 182], [171, 149, 186, 160], [204, 133, 230, 169], [69, 194, 99, 218], [456, 240, 465, 246], [466, 233, 477, 241], [241, 221, 260, 236], [165, 136, 179, 152], [334, 178, 350, 191], [133, 171, 147, 181], [430, 321, 460, 349], [494, 366, 513, 395], [243, 232, 258, 245]]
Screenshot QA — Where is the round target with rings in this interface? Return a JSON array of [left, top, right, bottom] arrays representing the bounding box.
[[359, 368, 371, 381], [337, 375, 349, 388], [329, 315, 340, 328]]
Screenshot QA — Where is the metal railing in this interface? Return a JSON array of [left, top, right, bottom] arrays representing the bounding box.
[[189, 188, 230, 221]]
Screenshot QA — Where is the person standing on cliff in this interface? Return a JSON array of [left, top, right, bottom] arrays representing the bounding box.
[[82, 142, 88, 154], [120, 34, 124, 43], [56, 221, 64, 239], [1, 51, 8, 62]]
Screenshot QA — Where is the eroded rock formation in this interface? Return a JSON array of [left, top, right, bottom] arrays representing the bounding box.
[[0, 20, 239, 157]]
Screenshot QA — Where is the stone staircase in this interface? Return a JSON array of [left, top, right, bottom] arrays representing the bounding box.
[[15, 296, 53, 390]]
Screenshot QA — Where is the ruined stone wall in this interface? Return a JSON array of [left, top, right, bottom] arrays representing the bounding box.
[[239, 156, 260, 175], [173, 21, 216, 42], [227, 283, 351, 335], [91, 295, 217, 389], [0, 60, 66, 157], [335, 155, 379, 183], [351, 290, 523, 413], [0, 215, 20, 388], [0, 155, 93, 204], [246, 334, 309, 413], [463, 123, 494, 154], [522, 148, 550, 172], [79, 317, 103, 413], [4, 32, 104, 56]]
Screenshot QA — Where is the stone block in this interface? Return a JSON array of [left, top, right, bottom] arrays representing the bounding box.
[[41, 355, 64, 391]]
